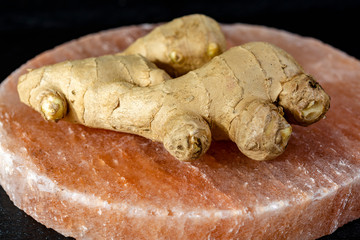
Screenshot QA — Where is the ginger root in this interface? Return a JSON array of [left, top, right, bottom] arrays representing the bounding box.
[[17, 42, 330, 161], [121, 14, 227, 77]]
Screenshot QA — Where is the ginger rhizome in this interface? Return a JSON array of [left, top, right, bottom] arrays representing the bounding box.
[[121, 14, 227, 77], [17, 42, 330, 161]]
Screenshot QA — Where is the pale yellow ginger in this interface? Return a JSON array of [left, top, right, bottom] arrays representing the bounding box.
[[17, 42, 330, 161], [121, 14, 227, 77]]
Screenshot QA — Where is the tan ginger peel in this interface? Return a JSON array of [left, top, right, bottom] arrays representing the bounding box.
[[17, 42, 330, 161]]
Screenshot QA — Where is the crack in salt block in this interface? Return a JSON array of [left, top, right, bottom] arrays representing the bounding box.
[[0, 23, 360, 240]]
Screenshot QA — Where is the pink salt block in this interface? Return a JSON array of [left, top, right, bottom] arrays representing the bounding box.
[[0, 23, 360, 240]]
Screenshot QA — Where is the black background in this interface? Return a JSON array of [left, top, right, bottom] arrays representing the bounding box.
[[1, 0, 360, 239]]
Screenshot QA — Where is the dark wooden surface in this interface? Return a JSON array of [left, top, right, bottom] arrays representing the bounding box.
[[1, 1, 360, 239]]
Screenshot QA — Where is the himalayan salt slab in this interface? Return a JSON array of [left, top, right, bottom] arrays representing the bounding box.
[[0, 23, 360, 240]]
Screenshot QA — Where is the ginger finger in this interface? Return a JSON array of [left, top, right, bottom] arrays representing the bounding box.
[[160, 110, 211, 161], [278, 74, 330, 126], [229, 99, 292, 160], [121, 14, 227, 77], [18, 54, 170, 124]]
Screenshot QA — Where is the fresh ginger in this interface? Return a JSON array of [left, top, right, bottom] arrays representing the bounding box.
[[121, 14, 227, 77], [17, 42, 330, 161]]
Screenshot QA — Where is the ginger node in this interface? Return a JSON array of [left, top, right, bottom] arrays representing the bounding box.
[[40, 91, 67, 122]]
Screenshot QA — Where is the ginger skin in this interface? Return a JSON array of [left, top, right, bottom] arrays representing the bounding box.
[[121, 14, 227, 77], [17, 42, 330, 161]]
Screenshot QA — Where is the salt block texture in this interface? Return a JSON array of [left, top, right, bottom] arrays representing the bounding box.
[[0, 23, 360, 240]]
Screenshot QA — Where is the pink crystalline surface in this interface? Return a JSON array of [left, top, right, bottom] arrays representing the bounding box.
[[0, 23, 360, 239]]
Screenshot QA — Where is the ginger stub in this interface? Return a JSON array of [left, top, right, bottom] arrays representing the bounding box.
[[17, 42, 330, 161]]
